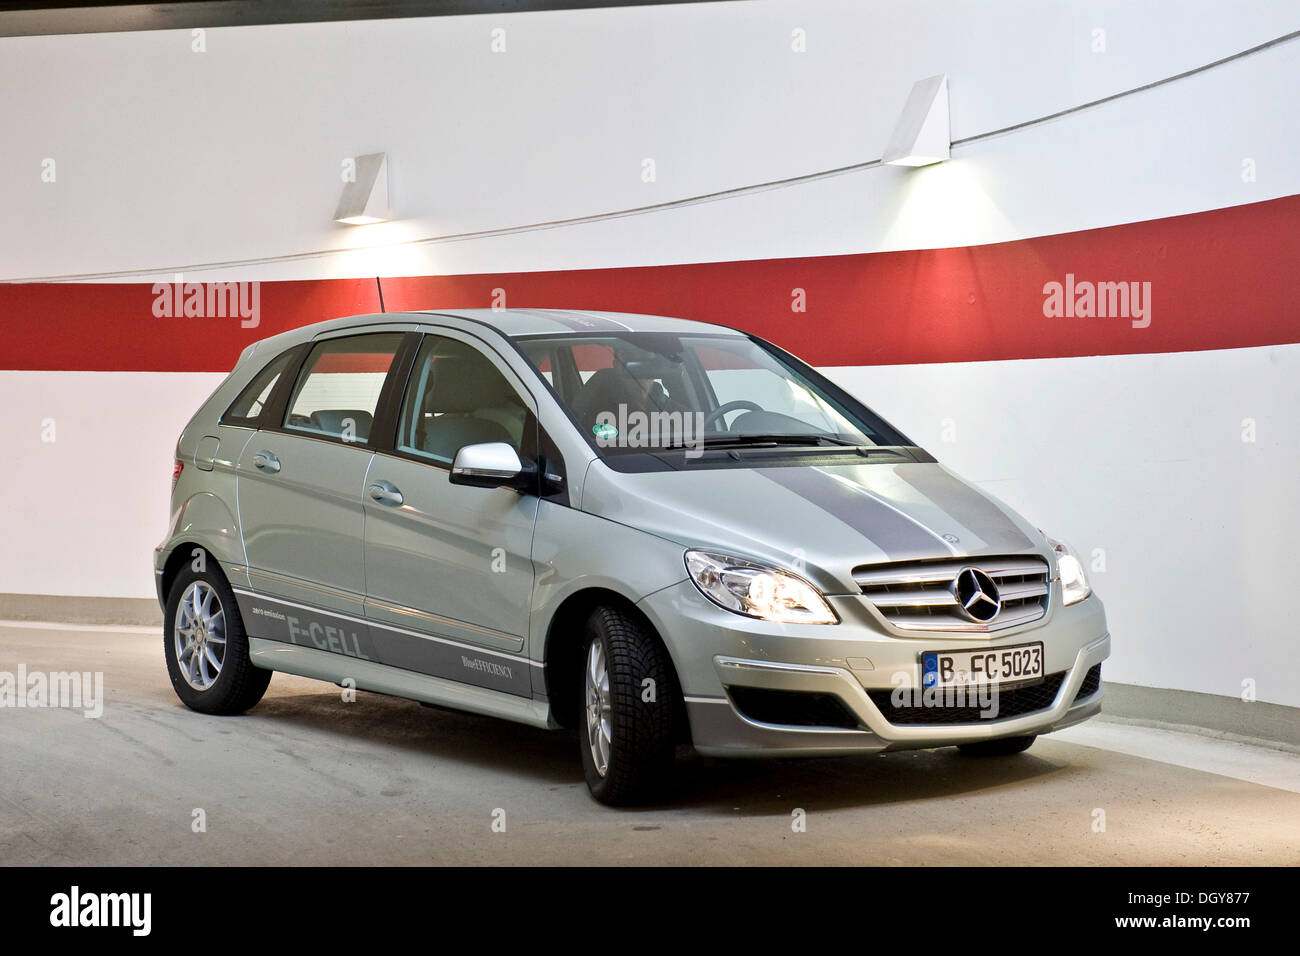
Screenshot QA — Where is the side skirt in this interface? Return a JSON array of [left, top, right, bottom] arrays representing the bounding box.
[[248, 637, 556, 730]]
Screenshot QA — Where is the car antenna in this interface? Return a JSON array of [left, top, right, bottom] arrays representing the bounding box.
[[375, 277, 387, 313]]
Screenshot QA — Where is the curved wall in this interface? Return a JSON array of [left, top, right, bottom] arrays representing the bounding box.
[[2, 0, 1298, 705]]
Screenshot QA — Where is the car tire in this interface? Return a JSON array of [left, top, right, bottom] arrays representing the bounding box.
[[164, 563, 271, 715], [957, 734, 1037, 757], [579, 604, 681, 806]]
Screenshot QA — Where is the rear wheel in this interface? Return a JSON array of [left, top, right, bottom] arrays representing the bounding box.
[[579, 604, 681, 806], [164, 564, 271, 715], [957, 734, 1037, 756]]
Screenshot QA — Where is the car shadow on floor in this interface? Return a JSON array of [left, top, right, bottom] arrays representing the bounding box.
[[244, 687, 577, 782], [241, 683, 1067, 812], [668, 748, 1064, 814]]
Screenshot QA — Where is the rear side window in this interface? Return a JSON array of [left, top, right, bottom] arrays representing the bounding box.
[[283, 333, 403, 444], [222, 348, 297, 426]]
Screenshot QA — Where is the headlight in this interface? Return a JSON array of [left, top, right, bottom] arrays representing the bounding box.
[[1046, 536, 1091, 606], [684, 551, 838, 625]]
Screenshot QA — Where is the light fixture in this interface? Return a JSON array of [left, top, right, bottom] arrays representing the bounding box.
[[334, 152, 391, 224], [882, 74, 950, 167]]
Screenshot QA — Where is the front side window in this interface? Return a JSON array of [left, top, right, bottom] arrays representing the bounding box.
[[283, 333, 403, 444], [397, 335, 531, 464], [516, 332, 909, 457]]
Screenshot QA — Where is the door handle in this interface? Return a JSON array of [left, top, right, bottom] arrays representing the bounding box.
[[252, 451, 281, 474], [368, 480, 404, 506]]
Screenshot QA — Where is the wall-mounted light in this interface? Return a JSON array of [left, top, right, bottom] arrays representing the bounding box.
[[883, 74, 950, 167], [334, 152, 391, 224]]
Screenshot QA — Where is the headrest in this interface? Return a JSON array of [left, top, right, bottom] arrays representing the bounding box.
[[425, 353, 511, 414], [309, 409, 373, 440]]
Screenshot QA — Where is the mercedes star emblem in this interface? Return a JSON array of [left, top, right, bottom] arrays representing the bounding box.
[[953, 567, 1001, 622]]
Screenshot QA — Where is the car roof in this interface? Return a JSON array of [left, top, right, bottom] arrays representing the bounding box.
[[417, 308, 742, 338], [255, 308, 744, 347]]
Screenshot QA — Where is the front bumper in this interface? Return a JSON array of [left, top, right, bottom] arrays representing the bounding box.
[[636, 579, 1110, 758]]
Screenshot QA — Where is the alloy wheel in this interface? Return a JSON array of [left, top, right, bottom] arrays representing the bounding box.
[[584, 638, 612, 777], [174, 581, 227, 691]]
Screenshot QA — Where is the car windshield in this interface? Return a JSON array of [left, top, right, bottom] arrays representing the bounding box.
[[515, 332, 909, 456]]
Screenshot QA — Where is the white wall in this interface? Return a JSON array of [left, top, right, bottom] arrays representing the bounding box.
[[0, 371, 225, 596], [2, 0, 1299, 704], [3, 0, 1299, 282]]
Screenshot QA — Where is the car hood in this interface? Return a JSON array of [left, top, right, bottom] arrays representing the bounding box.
[[579, 458, 1049, 595]]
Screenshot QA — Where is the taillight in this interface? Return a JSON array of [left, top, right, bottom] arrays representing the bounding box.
[[172, 459, 184, 493]]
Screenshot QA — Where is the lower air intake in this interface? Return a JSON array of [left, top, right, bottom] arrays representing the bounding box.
[[867, 673, 1066, 725], [727, 686, 861, 730]]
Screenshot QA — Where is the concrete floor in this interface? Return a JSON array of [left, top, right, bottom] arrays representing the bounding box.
[[2, 621, 1298, 866]]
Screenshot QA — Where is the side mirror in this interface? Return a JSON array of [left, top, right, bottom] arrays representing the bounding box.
[[449, 442, 528, 490]]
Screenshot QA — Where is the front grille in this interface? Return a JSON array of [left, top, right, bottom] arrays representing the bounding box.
[[727, 687, 861, 730], [1073, 664, 1102, 702], [853, 555, 1051, 632], [867, 672, 1065, 725]]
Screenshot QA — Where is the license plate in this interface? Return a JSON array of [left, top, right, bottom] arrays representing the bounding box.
[[922, 642, 1044, 690]]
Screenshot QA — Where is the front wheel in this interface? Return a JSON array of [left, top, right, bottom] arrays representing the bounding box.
[[957, 734, 1037, 757], [579, 605, 682, 806], [164, 564, 271, 715]]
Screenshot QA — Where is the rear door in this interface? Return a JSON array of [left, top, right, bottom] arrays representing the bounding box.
[[361, 328, 540, 696], [236, 328, 408, 619]]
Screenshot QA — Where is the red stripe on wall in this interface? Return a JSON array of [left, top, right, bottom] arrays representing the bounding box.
[[0, 278, 382, 373], [311, 352, 399, 374], [3, 195, 1299, 372]]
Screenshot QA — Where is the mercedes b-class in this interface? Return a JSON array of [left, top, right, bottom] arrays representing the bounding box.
[[156, 309, 1109, 804]]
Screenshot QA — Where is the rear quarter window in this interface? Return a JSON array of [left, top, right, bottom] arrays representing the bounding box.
[[221, 348, 297, 427]]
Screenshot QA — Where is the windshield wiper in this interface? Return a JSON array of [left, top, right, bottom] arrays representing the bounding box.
[[697, 433, 860, 448], [650, 433, 864, 452]]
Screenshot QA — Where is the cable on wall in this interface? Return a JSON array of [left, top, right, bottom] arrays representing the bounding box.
[[8, 25, 1300, 284]]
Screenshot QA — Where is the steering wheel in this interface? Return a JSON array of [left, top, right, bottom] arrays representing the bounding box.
[[702, 400, 764, 431]]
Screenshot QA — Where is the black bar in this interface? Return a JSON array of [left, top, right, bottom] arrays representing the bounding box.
[[0, 0, 745, 39]]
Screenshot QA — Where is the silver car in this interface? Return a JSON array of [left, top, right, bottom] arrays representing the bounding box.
[[156, 309, 1109, 804]]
